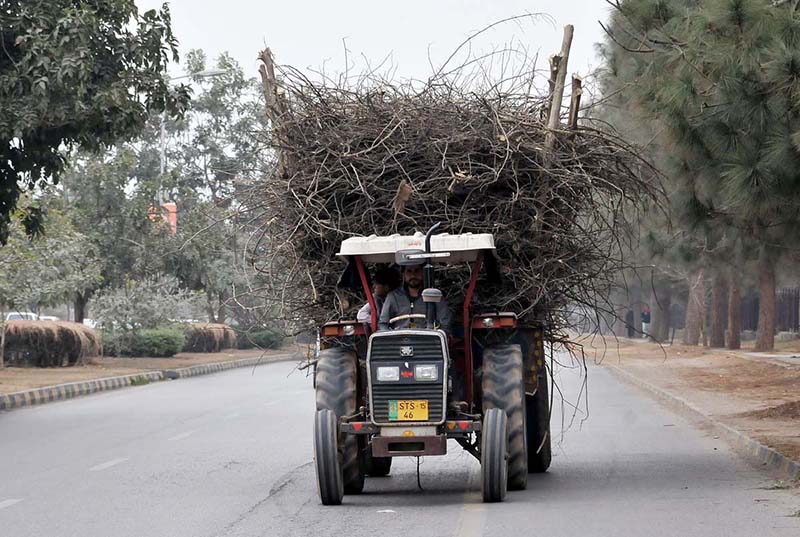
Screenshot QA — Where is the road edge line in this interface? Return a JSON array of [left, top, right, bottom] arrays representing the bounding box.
[[606, 364, 800, 482]]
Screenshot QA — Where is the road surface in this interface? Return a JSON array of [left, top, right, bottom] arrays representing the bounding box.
[[1, 359, 798, 537]]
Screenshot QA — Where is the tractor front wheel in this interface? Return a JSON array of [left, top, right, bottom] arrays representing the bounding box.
[[315, 347, 365, 494], [481, 408, 508, 503], [313, 409, 343, 505]]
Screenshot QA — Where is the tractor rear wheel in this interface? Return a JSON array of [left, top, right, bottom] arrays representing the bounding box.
[[482, 344, 527, 490], [481, 408, 508, 502], [315, 347, 365, 494], [313, 409, 343, 505], [526, 362, 552, 473]]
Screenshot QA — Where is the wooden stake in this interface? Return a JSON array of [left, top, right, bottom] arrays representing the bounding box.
[[258, 48, 294, 178], [568, 74, 583, 129], [545, 25, 574, 153]]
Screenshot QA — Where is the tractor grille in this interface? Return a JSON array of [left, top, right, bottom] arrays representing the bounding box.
[[368, 331, 447, 425], [371, 383, 445, 423]]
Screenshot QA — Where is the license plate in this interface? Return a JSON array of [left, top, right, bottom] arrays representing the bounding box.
[[388, 400, 429, 421]]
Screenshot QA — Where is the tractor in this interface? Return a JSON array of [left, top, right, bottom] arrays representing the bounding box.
[[313, 224, 551, 504]]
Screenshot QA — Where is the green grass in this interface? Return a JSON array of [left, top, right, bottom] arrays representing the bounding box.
[[129, 375, 151, 386]]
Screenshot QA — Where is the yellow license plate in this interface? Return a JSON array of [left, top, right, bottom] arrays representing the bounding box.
[[388, 400, 429, 421]]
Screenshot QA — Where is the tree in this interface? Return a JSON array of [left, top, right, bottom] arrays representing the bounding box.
[[60, 148, 173, 322], [601, 0, 800, 350], [0, 1, 190, 240], [161, 51, 270, 325], [91, 275, 202, 332], [0, 200, 102, 314], [0, 199, 103, 366]]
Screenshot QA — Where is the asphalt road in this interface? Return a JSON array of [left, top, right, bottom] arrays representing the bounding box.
[[1, 359, 798, 537]]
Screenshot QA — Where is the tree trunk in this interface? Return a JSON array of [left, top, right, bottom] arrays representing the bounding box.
[[206, 295, 217, 323], [683, 269, 706, 346], [607, 287, 628, 337], [755, 249, 776, 351], [632, 285, 643, 338], [709, 271, 728, 348], [650, 284, 672, 343], [216, 291, 226, 325], [727, 267, 742, 349], [74, 292, 89, 324], [0, 318, 5, 367]]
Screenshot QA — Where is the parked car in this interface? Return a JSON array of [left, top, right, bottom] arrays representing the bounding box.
[[5, 311, 39, 321], [82, 318, 101, 329], [39, 315, 60, 321]]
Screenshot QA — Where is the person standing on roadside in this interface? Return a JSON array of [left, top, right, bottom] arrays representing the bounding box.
[[642, 304, 651, 337]]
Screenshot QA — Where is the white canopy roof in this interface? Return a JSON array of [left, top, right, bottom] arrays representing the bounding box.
[[337, 232, 495, 263]]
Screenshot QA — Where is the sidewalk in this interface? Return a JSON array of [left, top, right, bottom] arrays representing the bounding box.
[[584, 336, 800, 473]]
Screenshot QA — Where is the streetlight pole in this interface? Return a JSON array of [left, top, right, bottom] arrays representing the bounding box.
[[159, 68, 228, 204]]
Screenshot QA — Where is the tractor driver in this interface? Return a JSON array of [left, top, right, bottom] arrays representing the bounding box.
[[378, 264, 452, 334]]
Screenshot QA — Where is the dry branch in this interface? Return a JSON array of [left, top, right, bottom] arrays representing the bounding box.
[[247, 42, 658, 342]]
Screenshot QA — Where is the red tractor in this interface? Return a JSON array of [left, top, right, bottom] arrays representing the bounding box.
[[313, 225, 551, 504]]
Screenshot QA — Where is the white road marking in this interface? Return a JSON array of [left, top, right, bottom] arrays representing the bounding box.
[[89, 458, 129, 472], [377, 509, 397, 513], [0, 499, 23, 510], [168, 430, 196, 441]]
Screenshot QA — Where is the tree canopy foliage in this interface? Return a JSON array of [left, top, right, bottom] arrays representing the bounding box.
[[0, 0, 190, 241], [600, 0, 800, 349], [0, 200, 102, 314]]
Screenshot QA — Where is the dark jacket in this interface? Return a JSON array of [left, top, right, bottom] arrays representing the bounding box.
[[378, 286, 452, 333]]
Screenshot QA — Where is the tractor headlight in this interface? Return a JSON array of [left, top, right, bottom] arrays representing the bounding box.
[[414, 364, 438, 381], [376, 366, 400, 382], [342, 324, 355, 336]]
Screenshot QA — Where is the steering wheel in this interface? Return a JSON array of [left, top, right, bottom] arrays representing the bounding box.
[[388, 313, 427, 326]]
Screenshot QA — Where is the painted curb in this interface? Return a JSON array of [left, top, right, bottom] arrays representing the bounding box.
[[0, 353, 295, 412], [0, 371, 164, 411], [607, 364, 800, 482], [160, 355, 290, 380]]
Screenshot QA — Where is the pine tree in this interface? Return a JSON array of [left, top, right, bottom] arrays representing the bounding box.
[[601, 0, 800, 350]]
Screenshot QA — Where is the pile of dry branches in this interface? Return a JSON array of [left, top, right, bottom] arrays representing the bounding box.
[[4, 321, 101, 367], [183, 323, 237, 353], [249, 44, 657, 337]]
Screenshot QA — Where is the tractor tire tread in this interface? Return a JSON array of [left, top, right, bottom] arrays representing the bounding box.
[[315, 347, 364, 494], [482, 344, 528, 491]]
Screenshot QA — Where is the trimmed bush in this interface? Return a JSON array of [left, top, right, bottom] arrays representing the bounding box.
[[237, 329, 284, 350], [4, 320, 101, 367], [103, 328, 185, 358], [183, 323, 237, 353], [129, 329, 185, 357]]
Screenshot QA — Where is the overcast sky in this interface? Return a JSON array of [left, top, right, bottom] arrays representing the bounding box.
[[137, 1, 614, 83]]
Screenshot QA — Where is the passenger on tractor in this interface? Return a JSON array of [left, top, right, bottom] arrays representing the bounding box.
[[378, 264, 452, 333], [356, 266, 400, 323]]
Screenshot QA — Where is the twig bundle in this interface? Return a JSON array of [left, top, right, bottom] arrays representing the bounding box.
[[250, 50, 657, 338], [183, 323, 237, 353], [5, 321, 101, 367]]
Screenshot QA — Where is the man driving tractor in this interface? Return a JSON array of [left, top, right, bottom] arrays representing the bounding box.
[[378, 264, 452, 333]]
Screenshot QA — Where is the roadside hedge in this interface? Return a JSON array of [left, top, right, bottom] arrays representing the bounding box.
[[237, 328, 283, 350], [103, 328, 185, 358], [182, 323, 236, 353], [4, 320, 101, 367]]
